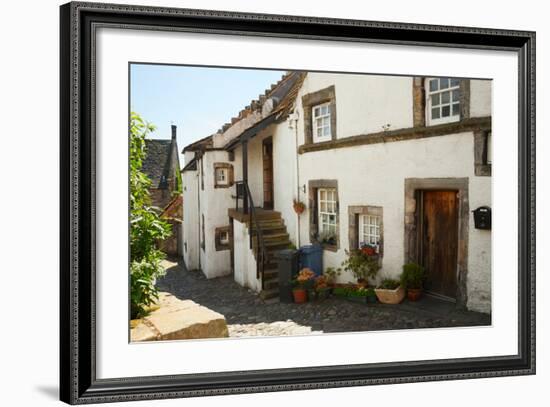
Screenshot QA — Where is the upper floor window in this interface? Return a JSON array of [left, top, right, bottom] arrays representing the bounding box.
[[427, 78, 461, 125], [301, 85, 336, 144], [312, 103, 331, 143]]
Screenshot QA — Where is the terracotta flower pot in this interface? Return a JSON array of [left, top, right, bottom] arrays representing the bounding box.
[[293, 288, 307, 303], [407, 288, 422, 301]]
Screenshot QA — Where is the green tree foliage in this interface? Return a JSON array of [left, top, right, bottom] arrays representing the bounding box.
[[130, 112, 172, 319]]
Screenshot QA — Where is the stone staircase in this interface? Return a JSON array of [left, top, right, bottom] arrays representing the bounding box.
[[248, 211, 291, 301]]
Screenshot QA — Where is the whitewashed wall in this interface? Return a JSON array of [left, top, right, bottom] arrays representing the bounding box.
[[296, 131, 491, 312], [296, 72, 414, 139], [181, 164, 200, 270], [198, 150, 234, 278], [470, 79, 493, 118], [233, 219, 261, 292]]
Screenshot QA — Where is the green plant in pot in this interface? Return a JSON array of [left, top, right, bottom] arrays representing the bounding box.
[[341, 249, 381, 286], [400, 262, 426, 301], [374, 278, 405, 304], [323, 266, 342, 288], [292, 268, 315, 303]]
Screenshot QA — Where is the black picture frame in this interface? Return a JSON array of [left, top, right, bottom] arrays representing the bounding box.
[[60, 2, 536, 404]]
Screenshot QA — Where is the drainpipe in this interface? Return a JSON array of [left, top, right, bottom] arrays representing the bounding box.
[[288, 111, 300, 248]]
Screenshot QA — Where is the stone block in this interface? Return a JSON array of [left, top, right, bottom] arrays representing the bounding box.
[[131, 292, 229, 341]]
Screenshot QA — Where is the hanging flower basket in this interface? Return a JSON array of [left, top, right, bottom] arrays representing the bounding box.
[[293, 199, 306, 215]]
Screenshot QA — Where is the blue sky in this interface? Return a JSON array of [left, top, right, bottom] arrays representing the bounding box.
[[130, 64, 285, 163]]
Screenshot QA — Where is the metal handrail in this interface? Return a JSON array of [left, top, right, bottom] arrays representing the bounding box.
[[234, 181, 268, 288]]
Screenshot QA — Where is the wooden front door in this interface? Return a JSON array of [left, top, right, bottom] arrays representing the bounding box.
[[262, 138, 274, 209], [419, 190, 459, 299]]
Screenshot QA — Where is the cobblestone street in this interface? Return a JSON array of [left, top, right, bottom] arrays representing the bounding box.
[[156, 260, 491, 338]]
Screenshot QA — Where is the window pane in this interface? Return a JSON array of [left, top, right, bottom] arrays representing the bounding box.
[[450, 78, 460, 87], [452, 103, 460, 116], [440, 78, 449, 89], [431, 107, 440, 119], [324, 126, 330, 137], [431, 93, 440, 105], [452, 89, 460, 102], [441, 91, 450, 104], [429, 79, 438, 91], [314, 107, 320, 117], [442, 105, 450, 117]]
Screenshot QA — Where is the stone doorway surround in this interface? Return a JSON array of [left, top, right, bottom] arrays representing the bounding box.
[[404, 178, 469, 308]]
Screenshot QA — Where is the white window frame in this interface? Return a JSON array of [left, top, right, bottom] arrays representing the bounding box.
[[215, 167, 229, 186], [359, 214, 381, 252], [317, 188, 337, 237], [311, 102, 331, 143], [426, 77, 461, 126]]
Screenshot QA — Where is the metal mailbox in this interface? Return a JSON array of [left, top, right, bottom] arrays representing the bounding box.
[[473, 206, 491, 230]]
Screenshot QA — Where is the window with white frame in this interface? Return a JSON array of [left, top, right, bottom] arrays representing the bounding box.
[[359, 214, 381, 251], [312, 102, 331, 143], [427, 77, 461, 124], [213, 163, 233, 188], [318, 188, 337, 237], [215, 167, 228, 184]]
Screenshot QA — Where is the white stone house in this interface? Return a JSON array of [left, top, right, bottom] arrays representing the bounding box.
[[181, 71, 492, 313]]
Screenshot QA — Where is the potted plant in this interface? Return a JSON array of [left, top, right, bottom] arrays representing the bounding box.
[[292, 199, 306, 215], [341, 249, 381, 286], [314, 275, 331, 300], [323, 266, 342, 288], [292, 268, 315, 303], [318, 231, 337, 246], [400, 262, 426, 301], [374, 278, 405, 304], [360, 243, 377, 257]]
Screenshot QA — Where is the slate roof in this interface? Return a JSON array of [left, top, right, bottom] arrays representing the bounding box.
[[142, 139, 173, 188]]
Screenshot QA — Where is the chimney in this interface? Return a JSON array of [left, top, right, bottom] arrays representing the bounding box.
[[171, 124, 177, 140]]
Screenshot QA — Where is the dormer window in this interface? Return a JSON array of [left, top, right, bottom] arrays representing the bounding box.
[[312, 102, 331, 143], [427, 78, 461, 125]]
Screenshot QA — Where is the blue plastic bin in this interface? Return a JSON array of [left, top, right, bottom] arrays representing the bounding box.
[[299, 243, 323, 275]]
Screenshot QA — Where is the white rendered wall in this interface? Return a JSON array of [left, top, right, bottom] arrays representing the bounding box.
[[181, 168, 200, 270], [296, 131, 491, 313], [296, 72, 414, 140], [233, 219, 261, 292], [199, 150, 234, 278], [470, 79, 493, 118]]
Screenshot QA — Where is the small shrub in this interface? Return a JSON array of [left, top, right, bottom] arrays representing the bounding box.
[[323, 266, 342, 284], [341, 249, 381, 283], [400, 262, 426, 290], [378, 278, 400, 290]]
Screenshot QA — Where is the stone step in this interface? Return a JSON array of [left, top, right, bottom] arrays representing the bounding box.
[[263, 277, 279, 290], [263, 268, 278, 280], [250, 225, 287, 235], [259, 288, 279, 300], [252, 233, 290, 244]]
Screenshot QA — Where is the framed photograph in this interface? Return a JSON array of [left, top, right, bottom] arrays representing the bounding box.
[[60, 1, 535, 404]]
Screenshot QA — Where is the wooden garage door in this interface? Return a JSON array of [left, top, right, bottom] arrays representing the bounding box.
[[420, 190, 459, 299]]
